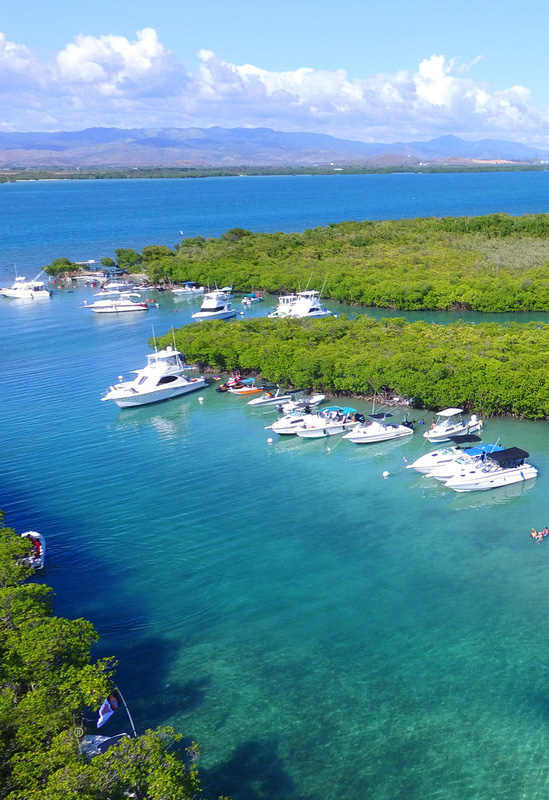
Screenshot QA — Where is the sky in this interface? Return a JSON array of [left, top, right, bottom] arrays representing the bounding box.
[[2, 0, 549, 144]]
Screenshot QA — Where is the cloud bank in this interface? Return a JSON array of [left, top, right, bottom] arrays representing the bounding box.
[[1, 27, 548, 143]]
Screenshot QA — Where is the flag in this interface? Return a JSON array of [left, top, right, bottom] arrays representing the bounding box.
[[97, 692, 120, 728]]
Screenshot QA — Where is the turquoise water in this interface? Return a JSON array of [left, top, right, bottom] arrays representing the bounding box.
[[3, 174, 549, 799]]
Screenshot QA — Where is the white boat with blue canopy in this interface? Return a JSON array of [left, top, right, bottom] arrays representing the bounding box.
[[406, 434, 483, 473], [343, 412, 414, 444], [295, 406, 360, 438], [444, 447, 537, 492], [428, 443, 505, 481]]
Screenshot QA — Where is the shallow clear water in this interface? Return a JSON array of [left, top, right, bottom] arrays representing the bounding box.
[[3, 174, 549, 799]]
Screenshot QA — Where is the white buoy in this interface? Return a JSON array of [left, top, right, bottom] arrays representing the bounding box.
[[267, 437, 273, 444], [198, 396, 204, 403], [382, 471, 389, 478]]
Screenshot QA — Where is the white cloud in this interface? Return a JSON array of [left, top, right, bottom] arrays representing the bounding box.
[[0, 29, 549, 144]]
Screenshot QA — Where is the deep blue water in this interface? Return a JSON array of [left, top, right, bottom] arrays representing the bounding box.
[[3, 173, 549, 800]]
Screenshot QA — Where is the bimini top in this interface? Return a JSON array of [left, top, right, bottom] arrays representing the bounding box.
[[464, 444, 503, 456], [489, 447, 529, 466], [369, 412, 393, 420], [449, 434, 482, 444], [435, 408, 463, 417]]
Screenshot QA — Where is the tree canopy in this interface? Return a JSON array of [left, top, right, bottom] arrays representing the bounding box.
[[158, 315, 549, 419], [0, 514, 203, 800]]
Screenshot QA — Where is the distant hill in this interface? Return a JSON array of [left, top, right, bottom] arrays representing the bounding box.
[[0, 127, 547, 168]]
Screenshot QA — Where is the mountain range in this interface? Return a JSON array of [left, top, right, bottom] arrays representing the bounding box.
[[0, 127, 548, 168]]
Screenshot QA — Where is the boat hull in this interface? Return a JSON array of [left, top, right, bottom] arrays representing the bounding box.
[[296, 421, 359, 438], [192, 309, 237, 321], [344, 425, 413, 444], [445, 465, 538, 492], [106, 378, 207, 408]]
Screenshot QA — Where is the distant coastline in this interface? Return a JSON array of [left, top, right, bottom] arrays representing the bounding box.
[[1, 163, 548, 183]]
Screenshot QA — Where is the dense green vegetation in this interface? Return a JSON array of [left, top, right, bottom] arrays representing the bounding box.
[[158, 315, 549, 419], [46, 213, 549, 313], [0, 514, 203, 800], [1, 164, 546, 183]]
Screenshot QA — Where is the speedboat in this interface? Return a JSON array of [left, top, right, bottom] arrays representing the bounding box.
[[406, 434, 483, 473], [191, 291, 237, 321], [20, 531, 45, 569], [428, 444, 504, 481], [295, 406, 360, 438], [444, 447, 537, 492], [101, 346, 207, 407], [267, 406, 322, 435], [227, 380, 264, 396], [0, 275, 51, 299], [84, 293, 150, 313], [247, 386, 297, 406], [277, 393, 326, 413], [423, 408, 482, 443], [241, 292, 263, 305], [172, 282, 205, 297], [343, 412, 414, 444]]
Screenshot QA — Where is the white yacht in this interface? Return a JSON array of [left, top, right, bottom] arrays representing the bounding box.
[[423, 408, 482, 443], [444, 447, 537, 492], [428, 444, 504, 481], [0, 275, 51, 299], [172, 282, 205, 297], [343, 412, 414, 444], [406, 434, 483, 473], [84, 293, 150, 313], [268, 293, 299, 318], [102, 346, 207, 408], [295, 406, 360, 438], [287, 290, 333, 319], [192, 291, 237, 321]]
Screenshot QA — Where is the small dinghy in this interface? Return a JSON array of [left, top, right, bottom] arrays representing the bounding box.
[[20, 531, 45, 569]]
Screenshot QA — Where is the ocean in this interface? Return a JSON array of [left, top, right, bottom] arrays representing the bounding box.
[[2, 172, 549, 800]]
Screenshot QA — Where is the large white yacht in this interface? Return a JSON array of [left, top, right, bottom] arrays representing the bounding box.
[[0, 275, 51, 299], [343, 412, 414, 444], [102, 346, 207, 407], [192, 291, 237, 321], [423, 408, 482, 443], [84, 293, 150, 313], [287, 290, 333, 319], [444, 447, 537, 492], [268, 293, 299, 318]]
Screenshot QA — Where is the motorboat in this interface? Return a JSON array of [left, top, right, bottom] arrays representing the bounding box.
[[101, 280, 137, 293], [247, 386, 297, 406], [0, 275, 51, 299], [227, 380, 264, 396], [267, 406, 323, 435], [84, 293, 150, 313], [241, 292, 263, 305], [101, 346, 207, 407], [428, 444, 504, 481], [343, 412, 414, 444], [172, 282, 205, 297], [287, 290, 333, 319], [20, 531, 45, 569], [268, 293, 299, 318], [423, 408, 483, 443], [277, 393, 326, 413], [295, 406, 360, 438], [444, 447, 537, 492], [406, 434, 483, 473], [191, 291, 237, 321]]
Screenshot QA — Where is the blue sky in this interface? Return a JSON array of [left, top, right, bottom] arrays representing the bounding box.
[[2, 0, 548, 143]]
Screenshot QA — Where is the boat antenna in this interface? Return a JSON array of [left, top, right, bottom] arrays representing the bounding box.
[[114, 685, 138, 738], [320, 274, 329, 297], [151, 324, 157, 351]]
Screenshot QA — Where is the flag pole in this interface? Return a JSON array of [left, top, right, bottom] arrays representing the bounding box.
[[115, 685, 138, 738]]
